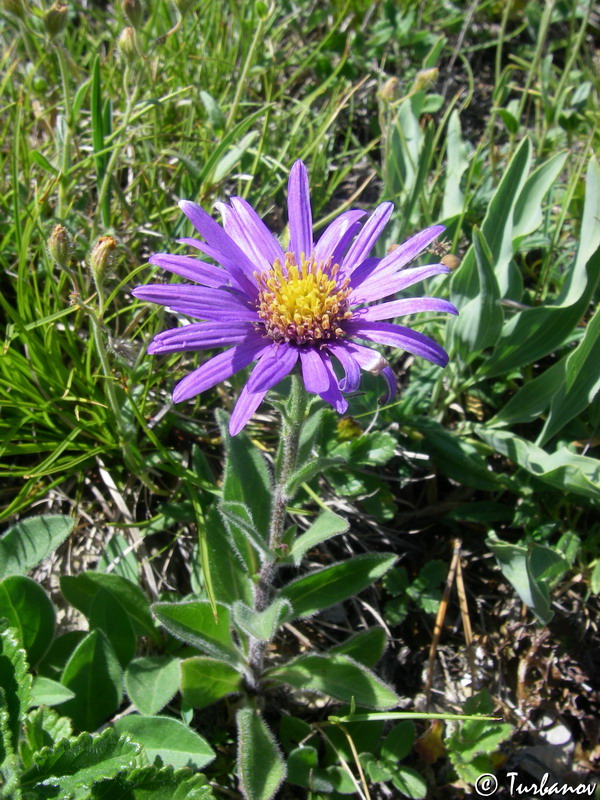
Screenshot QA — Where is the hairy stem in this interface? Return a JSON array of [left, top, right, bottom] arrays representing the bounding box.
[[247, 373, 307, 686]]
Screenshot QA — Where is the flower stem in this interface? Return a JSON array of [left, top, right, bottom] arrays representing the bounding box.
[[247, 373, 307, 686], [55, 44, 72, 220]]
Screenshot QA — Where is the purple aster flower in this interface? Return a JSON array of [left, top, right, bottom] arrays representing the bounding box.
[[133, 161, 457, 435]]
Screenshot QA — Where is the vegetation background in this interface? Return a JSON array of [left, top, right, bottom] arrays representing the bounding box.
[[0, 0, 598, 797]]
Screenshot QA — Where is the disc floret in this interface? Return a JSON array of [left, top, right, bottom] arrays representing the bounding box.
[[255, 252, 352, 345]]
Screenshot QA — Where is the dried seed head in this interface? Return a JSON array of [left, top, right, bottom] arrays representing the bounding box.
[[90, 236, 116, 287]]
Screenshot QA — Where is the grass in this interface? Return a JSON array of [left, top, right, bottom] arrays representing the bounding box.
[[0, 0, 599, 796]]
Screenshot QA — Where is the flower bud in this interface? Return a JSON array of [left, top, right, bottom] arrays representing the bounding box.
[[413, 67, 439, 92], [379, 77, 399, 103], [44, 1, 68, 39], [123, 0, 143, 29], [118, 26, 139, 63], [90, 236, 116, 287], [2, 0, 26, 19], [47, 224, 71, 269]]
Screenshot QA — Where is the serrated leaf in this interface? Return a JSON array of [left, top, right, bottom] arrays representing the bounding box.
[[232, 599, 291, 641], [60, 572, 158, 642], [23, 707, 72, 757], [0, 515, 74, 580], [0, 576, 55, 666], [89, 762, 215, 799], [30, 677, 75, 707], [237, 708, 286, 800], [114, 715, 215, 770], [279, 553, 398, 620], [180, 656, 243, 710], [60, 630, 123, 731], [0, 620, 32, 750], [125, 656, 180, 716], [0, 687, 21, 799], [152, 600, 241, 665], [287, 511, 349, 566], [265, 654, 399, 709], [22, 727, 141, 799]]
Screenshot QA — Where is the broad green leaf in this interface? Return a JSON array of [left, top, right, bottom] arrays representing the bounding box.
[[213, 130, 259, 183], [0, 620, 31, 752], [491, 356, 565, 426], [96, 533, 139, 583], [125, 656, 181, 716], [89, 763, 215, 799], [451, 227, 503, 359], [200, 90, 226, 129], [481, 156, 600, 378], [203, 505, 253, 606], [381, 721, 415, 763], [180, 656, 243, 710], [0, 514, 74, 580], [114, 715, 215, 770], [0, 576, 55, 666], [37, 631, 87, 680], [288, 511, 349, 566], [236, 708, 286, 800], [512, 150, 568, 243], [486, 533, 568, 624], [21, 727, 140, 799], [284, 456, 345, 497], [30, 677, 75, 707], [476, 426, 600, 502], [265, 654, 399, 709], [60, 572, 158, 642], [328, 628, 388, 668], [278, 553, 398, 620], [60, 630, 123, 731], [220, 501, 271, 560], [538, 308, 600, 445], [232, 599, 291, 641], [89, 587, 137, 668], [591, 561, 600, 595], [442, 110, 469, 219], [287, 746, 334, 792], [152, 600, 241, 665], [392, 766, 428, 799]]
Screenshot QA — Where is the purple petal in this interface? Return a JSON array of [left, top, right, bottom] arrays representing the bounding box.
[[172, 339, 271, 402], [356, 297, 458, 322], [245, 344, 299, 393], [380, 366, 397, 404], [147, 321, 257, 354], [334, 340, 389, 375], [229, 384, 268, 436], [230, 197, 285, 266], [345, 320, 449, 367], [299, 348, 329, 393], [324, 342, 361, 392], [131, 284, 260, 322], [313, 210, 366, 263], [349, 264, 451, 304], [178, 200, 258, 296], [317, 354, 349, 414], [287, 161, 313, 258], [215, 201, 277, 275], [377, 224, 445, 272], [149, 253, 230, 288], [341, 202, 394, 271]]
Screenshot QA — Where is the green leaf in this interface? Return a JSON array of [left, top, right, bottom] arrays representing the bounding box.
[[114, 715, 215, 770], [236, 708, 286, 800], [391, 766, 428, 798], [287, 511, 349, 566], [89, 763, 215, 799], [591, 561, 600, 595], [89, 587, 137, 668], [22, 707, 72, 759], [152, 600, 241, 665], [199, 90, 226, 129], [476, 426, 600, 502], [0, 515, 74, 580], [203, 505, 254, 607], [265, 654, 399, 709], [450, 227, 503, 359], [278, 553, 398, 620], [0, 576, 55, 666], [537, 308, 600, 445], [125, 656, 181, 716], [60, 630, 123, 731], [284, 456, 345, 496], [442, 110, 469, 219], [220, 501, 272, 560], [96, 533, 139, 583], [381, 721, 415, 763], [0, 687, 21, 800], [37, 631, 87, 680], [512, 150, 568, 243], [232, 598, 291, 641], [481, 156, 600, 378], [213, 131, 259, 183], [0, 620, 31, 757], [180, 656, 243, 710], [328, 628, 388, 669], [22, 727, 141, 799], [60, 572, 158, 642], [30, 677, 75, 707], [287, 746, 334, 792]]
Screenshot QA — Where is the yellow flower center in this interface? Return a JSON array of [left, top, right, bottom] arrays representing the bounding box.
[[255, 252, 352, 345]]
